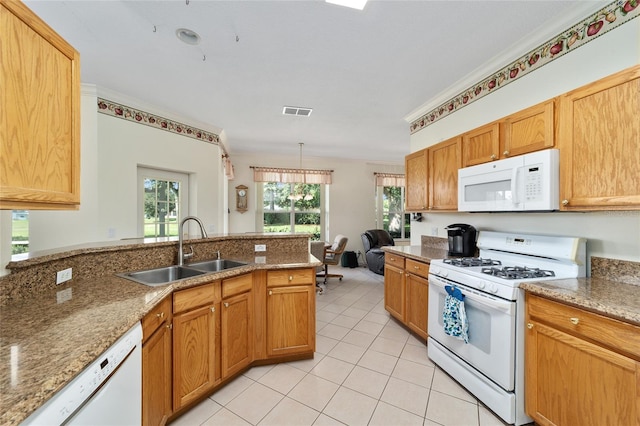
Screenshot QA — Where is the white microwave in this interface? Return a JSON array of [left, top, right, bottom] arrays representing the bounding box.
[[458, 149, 559, 212]]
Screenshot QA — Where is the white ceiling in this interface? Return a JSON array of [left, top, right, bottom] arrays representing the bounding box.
[[25, 0, 601, 163]]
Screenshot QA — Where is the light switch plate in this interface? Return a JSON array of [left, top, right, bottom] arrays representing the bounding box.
[[255, 244, 266, 252]]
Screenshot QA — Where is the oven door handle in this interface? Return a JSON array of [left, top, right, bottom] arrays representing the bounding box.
[[429, 275, 514, 315]]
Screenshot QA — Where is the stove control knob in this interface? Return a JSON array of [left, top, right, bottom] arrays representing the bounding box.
[[431, 267, 440, 275], [478, 281, 486, 290], [440, 270, 449, 278], [490, 284, 499, 294]]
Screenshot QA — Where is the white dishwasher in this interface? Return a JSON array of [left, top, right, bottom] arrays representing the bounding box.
[[23, 322, 143, 426]]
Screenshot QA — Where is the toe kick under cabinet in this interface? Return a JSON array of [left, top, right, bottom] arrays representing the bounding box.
[[384, 253, 430, 340]]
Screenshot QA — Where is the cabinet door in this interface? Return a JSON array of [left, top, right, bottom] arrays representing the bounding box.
[[173, 304, 218, 410], [502, 100, 555, 158], [221, 291, 253, 378], [405, 149, 428, 211], [0, 1, 81, 210], [428, 137, 461, 211], [525, 320, 639, 426], [462, 122, 500, 167], [405, 272, 429, 340], [143, 322, 172, 426], [558, 65, 640, 210], [384, 263, 405, 321], [267, 284, 315, 357]]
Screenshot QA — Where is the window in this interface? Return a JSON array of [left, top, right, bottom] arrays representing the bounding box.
[[11, 210, 29, 259], [375, 173, 409, 240], [261, 182, 323, 240], [138, 168, 189, 238]]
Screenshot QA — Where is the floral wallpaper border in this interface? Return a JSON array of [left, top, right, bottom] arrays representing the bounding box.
[[97, 98, 220, 144], [410, 0, 640, 134]]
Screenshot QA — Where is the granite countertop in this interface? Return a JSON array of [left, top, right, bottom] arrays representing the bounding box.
[[520, 277, 640, 326], [0, 252, 320, 426], [381, 245, 451, 263]]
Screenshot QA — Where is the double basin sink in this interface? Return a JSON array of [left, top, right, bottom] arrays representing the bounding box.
[[118, 259, 248, 286]]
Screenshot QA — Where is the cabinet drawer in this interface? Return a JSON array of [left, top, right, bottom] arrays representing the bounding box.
[[173, 282, 217, 314], [222, 273, 253, 298], [405, 259, 430, 279], [267, 268, 314, 287], [385, 253, 405, 269], [142, 296, 171, 342], [527, 294, 640, 359]]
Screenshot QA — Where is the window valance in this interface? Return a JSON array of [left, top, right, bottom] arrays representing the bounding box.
[[251, 166, 333, 184], [375, 172, 405, 187]]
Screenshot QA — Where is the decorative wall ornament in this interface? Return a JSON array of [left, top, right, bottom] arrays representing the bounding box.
[[97, 98, 220, 144], [409, 0, 640, 134]]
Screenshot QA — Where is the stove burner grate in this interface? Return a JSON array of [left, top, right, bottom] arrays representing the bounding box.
[[443, 257, 502, 268], [481, 266, 556, 280]]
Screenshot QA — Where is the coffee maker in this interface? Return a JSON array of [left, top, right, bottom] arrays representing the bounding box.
[[446, 224, 477, 257]]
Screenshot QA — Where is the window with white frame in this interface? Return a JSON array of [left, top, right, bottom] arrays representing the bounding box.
[[138, 167, 189, 238], [375, 173, 409, 240], [253, 167, 332, 241]]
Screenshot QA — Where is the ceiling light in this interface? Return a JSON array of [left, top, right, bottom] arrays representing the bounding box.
[[283, 106, 313, 117], [176, 28, 201, 45], [326, 0, 368, 10], [289, 143, 314, 202]]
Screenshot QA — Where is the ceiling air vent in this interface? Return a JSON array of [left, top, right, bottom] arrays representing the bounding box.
[[283, 106, 313, 117]]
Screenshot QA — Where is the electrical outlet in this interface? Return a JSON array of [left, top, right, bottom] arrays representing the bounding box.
[[255, 244, 266, 252], [56, 288, 72, 304], [56, 267, 73, 285]]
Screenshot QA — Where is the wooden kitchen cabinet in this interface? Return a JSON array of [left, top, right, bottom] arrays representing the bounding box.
[[221, 273, 253, 379], [558, 65, 640, 210], [384, 253, 405, 321], [462, 100, 555, 168], [172, 282, 220, 410], [404, 259, 429, 340], [502, 99, 555, 159], [142, 296, 172, 426], [525, 293, 640, 426], [405, 149, 428, 211], [428, 137, 462, 211], [0, 0, 81, 210], [266, 268, 316, 357], [384, 253, 431, 340], [462, 122, 500, 167]]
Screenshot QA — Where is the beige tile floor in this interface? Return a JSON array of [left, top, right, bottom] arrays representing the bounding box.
[[170, 265, 508, 426]]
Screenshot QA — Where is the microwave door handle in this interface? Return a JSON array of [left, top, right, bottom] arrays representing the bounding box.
[[511, 167, 520, 206]]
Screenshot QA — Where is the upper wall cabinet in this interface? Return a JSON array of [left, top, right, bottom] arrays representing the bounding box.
[[0, 1, 81, 210], [558, 65, 640, 211], [428, 136, 462, 211], [462, 100, 555, 167], [405, 149, 428, 211]]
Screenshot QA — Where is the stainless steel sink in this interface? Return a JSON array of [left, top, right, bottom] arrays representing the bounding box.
[[118, 259, 248, 286], [118, 265, 206, 286], [187, 259, 247, 272]]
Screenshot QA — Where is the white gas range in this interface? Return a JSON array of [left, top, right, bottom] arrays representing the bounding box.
[[427, 231, 586, 426]]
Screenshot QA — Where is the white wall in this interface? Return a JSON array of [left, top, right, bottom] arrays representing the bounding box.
[[409, 20, 640, 264], [227, 152, 403, 255], [0, 87, 227, 275]]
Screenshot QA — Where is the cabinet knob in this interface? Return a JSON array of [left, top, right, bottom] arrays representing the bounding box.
[[562, 199, 569, 206], [269, 290, 273, 296], [414, 266, 420, 270], [211, 307, 216, 312], [167, 323, 173, 330], [156, 312, 164, 319], [503, 150, 510, 157], [490, 154, 497, 160], [527, 323, 533, 329], [224, 302, 229, 308], [569, 317, 579, 325], [289, 275, 293, 281]]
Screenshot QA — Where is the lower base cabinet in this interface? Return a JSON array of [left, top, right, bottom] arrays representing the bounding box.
[[384, 254, 430, 340], [221, 290, 253, 378], [525, 293, 640, 426]]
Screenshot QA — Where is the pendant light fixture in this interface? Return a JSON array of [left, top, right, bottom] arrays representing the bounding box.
[[288, 143, 314, 201]]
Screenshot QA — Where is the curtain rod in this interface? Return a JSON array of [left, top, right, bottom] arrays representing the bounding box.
[[250, 166, 334, 172]]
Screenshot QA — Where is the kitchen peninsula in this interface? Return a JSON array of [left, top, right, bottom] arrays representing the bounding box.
[[0, 233, 321, 425]]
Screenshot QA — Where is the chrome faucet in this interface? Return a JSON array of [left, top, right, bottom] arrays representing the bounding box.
[[178, 216, 208, 266]]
